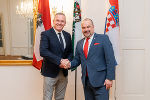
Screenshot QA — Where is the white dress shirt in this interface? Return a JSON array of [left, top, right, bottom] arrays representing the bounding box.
[[83, 33, 95, 54], [54, 28, 66, 49]]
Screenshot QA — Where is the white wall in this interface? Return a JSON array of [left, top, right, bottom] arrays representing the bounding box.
[[0, 66, 43, 100], [82, 0, 107, 34]]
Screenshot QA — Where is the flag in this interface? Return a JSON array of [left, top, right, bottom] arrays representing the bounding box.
[[32, 0, 51, 70], [72, 1, 82, 99], [105, 0, 120, 64], [72, 0, 82, 71]]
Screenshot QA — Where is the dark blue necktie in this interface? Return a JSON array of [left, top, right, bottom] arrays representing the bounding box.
[[58, 33, 64, 51]]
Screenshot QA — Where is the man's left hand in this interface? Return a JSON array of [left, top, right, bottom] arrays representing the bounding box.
[[59, 59, 70, 69]]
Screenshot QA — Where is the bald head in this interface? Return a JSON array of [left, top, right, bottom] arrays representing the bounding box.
[[81, 18, 94, 26]]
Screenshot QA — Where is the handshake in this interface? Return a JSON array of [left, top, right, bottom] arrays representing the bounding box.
[[59, 59, 71, 69]]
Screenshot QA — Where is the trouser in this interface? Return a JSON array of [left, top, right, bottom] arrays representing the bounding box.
[[84, 77, 109, 100], [43, 71, 68, 100]]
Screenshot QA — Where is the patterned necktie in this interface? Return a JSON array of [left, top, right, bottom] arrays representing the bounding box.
[[58, 33, 64, 51], [83, 38, 90, 58]]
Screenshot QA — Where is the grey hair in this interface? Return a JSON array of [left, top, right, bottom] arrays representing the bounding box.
[[54, 12, 66, 18]]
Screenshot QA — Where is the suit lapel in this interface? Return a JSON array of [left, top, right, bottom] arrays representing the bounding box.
[[79, 38, 85, 58], [51, 28, 63, 52]]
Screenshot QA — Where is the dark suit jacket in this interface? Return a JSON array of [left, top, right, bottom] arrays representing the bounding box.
[[71, 33, 117, 87], [40, 28, 73, 78]]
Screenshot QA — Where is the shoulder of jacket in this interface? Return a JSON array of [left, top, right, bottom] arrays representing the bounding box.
[[77, 38, 84, 45], [62, 30, 71, 36], [95, 33, 109, 38], [41, 28, 53, 35]]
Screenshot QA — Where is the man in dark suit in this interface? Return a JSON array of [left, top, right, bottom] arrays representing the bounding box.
[[64, 18, 117, 100], [40, 13, 73, 100]]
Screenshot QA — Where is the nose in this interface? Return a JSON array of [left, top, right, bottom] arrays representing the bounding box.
[[58, 21, 61, 25], [84, 27, 87, 29], [85, 28, 90, 32]]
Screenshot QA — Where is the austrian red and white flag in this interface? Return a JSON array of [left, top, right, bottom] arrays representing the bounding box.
[[105, 0, 120, 64], [32, 0, 51, 70]]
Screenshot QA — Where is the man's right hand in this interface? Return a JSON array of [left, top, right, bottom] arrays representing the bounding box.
[[59, 59, 71, 69]]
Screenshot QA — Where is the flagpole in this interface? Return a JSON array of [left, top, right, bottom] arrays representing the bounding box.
[[104, 17, 107, 34], [72, 1, 82, 100], [75, 70, 77, 100]]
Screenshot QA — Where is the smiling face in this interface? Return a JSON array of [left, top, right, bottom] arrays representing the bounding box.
[[81, 19, 94, 38], [53, 13, 66, 32]]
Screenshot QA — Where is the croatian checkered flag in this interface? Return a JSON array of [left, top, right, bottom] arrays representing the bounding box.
[[105, 0, 120, 64]]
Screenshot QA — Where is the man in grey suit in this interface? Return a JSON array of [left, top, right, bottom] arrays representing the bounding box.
[[64, 18, 117, 100]]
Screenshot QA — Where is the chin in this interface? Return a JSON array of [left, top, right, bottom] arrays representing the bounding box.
[[85, 34, 90, 37]]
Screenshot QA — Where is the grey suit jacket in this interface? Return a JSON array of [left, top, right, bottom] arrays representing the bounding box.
[[71, 33, 117, 87]]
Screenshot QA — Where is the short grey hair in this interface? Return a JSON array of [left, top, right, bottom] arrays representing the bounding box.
[[54, 12, 66, 19]]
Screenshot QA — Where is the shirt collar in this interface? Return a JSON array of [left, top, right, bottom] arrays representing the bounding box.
[[53, 27, 62, 34], [85, 33, 95, 40]]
